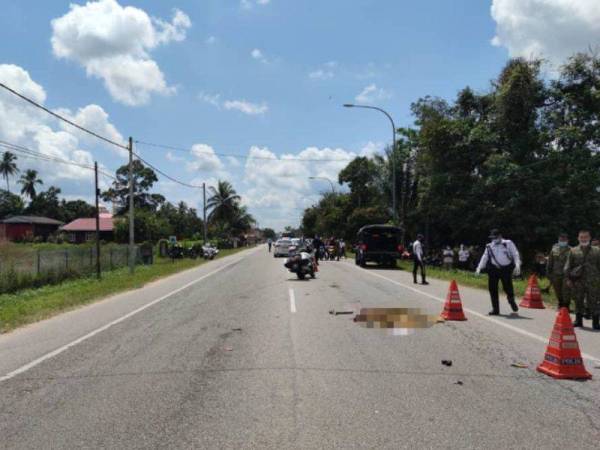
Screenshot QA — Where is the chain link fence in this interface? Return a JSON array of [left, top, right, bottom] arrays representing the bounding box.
[[0, 245, 141, 294]]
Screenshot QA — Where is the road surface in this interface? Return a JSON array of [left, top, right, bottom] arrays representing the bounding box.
[[1, 246, 599, 449]]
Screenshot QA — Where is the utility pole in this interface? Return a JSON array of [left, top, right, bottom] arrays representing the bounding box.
[[94, 161, 101, 280], [128, 136, 135, 274], [203, 182, 207, 243]]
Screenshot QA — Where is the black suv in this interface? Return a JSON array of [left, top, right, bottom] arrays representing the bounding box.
[[355, 225, 403, 268]]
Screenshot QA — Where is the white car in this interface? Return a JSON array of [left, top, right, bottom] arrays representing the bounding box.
[[274, 238, 293, 257]]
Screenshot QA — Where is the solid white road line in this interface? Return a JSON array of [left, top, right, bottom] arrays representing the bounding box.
[[347, 263, 600, 365], [289, 288, 297, 313], [0, 256, 246, 383]]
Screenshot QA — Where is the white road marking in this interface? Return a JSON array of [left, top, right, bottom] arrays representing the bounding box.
[[348, 264, 600, 364], [0, 256, 246, 383], [289, 288, 297, 313]]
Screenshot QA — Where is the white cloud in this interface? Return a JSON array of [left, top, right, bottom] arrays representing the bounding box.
[[199, 92, 268, 116], [166, 151, 185, 162], [308, 61, 337, 80], [51, 0, 191, 106], [187, 144, 224, 172], [198, 92, 222, 108], [251, 48, 268, 63], [355, 84, 392, 103], [0, 64, 123, 184], [360, 141, 384, 157], [491, 0, 600, 64], [226, 156, 241, 167], [223, 100, 268, 115], [206, 36, 217, 45], [241, 0, 271, 9]]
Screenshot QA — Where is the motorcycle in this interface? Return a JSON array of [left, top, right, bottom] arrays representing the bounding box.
[[202, 243, 219, 260], [284, 248, 316, 280]]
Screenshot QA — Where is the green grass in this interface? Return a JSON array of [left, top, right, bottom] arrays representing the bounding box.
[[394, 260, 558, 305], [0, 247, 247, 333]]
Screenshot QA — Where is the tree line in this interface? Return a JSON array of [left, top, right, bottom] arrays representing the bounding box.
[[0, 153, 256, 243], [302, 52, 600, 265]]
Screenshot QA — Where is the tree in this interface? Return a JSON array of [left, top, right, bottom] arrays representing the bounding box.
[[262, 228, 276, 240], [0, 152, 19, 193], [60, 199, 96, 223], [18, 169, 43, 200], [156, 201, 203, 239], [207, 180, 241, 226], [27, 186, 62, 219], [0, 189, 24, 219], [114, 208, 172, 243], [102, 160, 165, 214], [338, 157, 378, 208]]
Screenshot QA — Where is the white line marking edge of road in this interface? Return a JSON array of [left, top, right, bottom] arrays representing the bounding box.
[[289, 288, 297, 313], [347, 263, 600, 365], [0, 253, 250, 383]]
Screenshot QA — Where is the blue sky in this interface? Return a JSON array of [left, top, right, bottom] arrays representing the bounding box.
[[1, 0, 598, 230]]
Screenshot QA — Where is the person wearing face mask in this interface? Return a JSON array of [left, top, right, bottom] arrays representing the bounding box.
[[564, 230, 600, 329], [546, 233, 571, 310], [476, 229, 521, 315], [458, 244, 470, 271]]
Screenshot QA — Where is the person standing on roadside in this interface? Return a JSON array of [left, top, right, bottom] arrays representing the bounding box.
[[458, 244, 470, 271], [476, 229, 521, 316], [546, 233, 570, 309], [267, 238, 272, 253], [412, 234, 428, 285], [442, 246, 454, 270], [564, 230, 600, 329]]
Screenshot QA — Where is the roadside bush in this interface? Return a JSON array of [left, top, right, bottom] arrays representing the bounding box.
[[0, 266, 82, 295]]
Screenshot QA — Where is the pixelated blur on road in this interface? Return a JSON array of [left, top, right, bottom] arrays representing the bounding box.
[[1, 245, 599, 449]]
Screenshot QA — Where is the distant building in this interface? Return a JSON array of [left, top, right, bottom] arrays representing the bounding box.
[[0, 215, 63, 242], [61, 213, 114, 243]]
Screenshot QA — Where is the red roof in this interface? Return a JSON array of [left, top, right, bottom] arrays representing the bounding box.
[[62, 217, 114, 232]]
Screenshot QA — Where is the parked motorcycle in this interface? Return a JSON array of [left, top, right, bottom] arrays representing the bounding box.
[[202, 243, 219, 260], [284, 250, 316, 280]]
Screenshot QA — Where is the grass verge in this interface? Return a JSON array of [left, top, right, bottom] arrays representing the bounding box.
[[394, 260, 558, 305], [0, 247, 248, 333]]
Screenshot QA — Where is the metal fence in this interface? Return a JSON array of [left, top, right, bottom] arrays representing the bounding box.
[[0, 245, 141, 278]]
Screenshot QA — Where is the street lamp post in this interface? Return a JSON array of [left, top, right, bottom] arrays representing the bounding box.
[[343, 104, 398, 226], [309, 176, 336, 194]]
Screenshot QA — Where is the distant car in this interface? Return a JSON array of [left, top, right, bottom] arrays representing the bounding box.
[[274, 238, 293, 257], [355, 225, 403, 268]]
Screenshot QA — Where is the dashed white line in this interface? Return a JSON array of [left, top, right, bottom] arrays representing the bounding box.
[[347, 263, 600, 365], [289, 288, 297, 313]]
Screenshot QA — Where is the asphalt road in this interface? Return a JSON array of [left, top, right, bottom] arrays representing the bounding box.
[[1, 246, 600, 449]]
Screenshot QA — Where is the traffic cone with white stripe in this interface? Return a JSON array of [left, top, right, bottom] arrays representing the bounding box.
[[519, 274, 545, 309], [537, 307, 591, 380], [440, 280, 467, 321]]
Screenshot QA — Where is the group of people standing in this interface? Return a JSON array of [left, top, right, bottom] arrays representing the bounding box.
[[411, 229, 599, 330]]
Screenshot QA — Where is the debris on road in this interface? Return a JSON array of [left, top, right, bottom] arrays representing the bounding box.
[[232, 328, 242, 332], [454, 381, 463, 386], [510, 363, 529, 369], [329, 308, 354, 316], [223, 346, 233, 352], [441, 360, 453, 367], [353, 307, 439, 330]]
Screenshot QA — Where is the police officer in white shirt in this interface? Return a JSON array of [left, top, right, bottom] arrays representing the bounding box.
[[476, 229, 521, 315], [412, 234, 429, 285]]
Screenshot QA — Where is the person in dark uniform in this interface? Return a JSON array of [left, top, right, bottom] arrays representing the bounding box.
[[476, 229, 521, 315]]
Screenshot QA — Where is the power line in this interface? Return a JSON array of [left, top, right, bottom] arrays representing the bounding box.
[[0, 141, 117, 181], [134, 140, 357, 163], [131, 149, 203, 189], [0, 82, 129, 151]]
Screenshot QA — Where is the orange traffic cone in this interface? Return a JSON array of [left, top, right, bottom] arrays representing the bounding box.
[[440, 280, 467, 321], [519, 275, 545, 309], [537, 307, 591, 380]]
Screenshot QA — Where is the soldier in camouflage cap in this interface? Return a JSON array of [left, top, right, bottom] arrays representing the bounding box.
[[546, 233, 571, 309], [564, 230, 600, 329]]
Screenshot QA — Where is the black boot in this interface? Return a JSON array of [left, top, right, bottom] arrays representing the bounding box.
[[573, 313, 584, 327], [489, 298, 500, 316], [508, 298, 519, 313], [593, 315, 600, 330]]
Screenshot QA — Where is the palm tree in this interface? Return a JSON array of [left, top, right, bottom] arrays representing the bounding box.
[[207, 180, 241, 225], [18, 169, 43, 200], [0, 152, 19, 193], [229, 205, 256, 235]]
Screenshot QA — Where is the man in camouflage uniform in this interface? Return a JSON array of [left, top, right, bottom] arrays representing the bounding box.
[[564, 230, 600, 329], [546, 233, 571, 309]]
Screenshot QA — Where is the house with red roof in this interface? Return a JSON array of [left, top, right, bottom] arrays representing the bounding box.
[[61, 213, 115, 243]]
